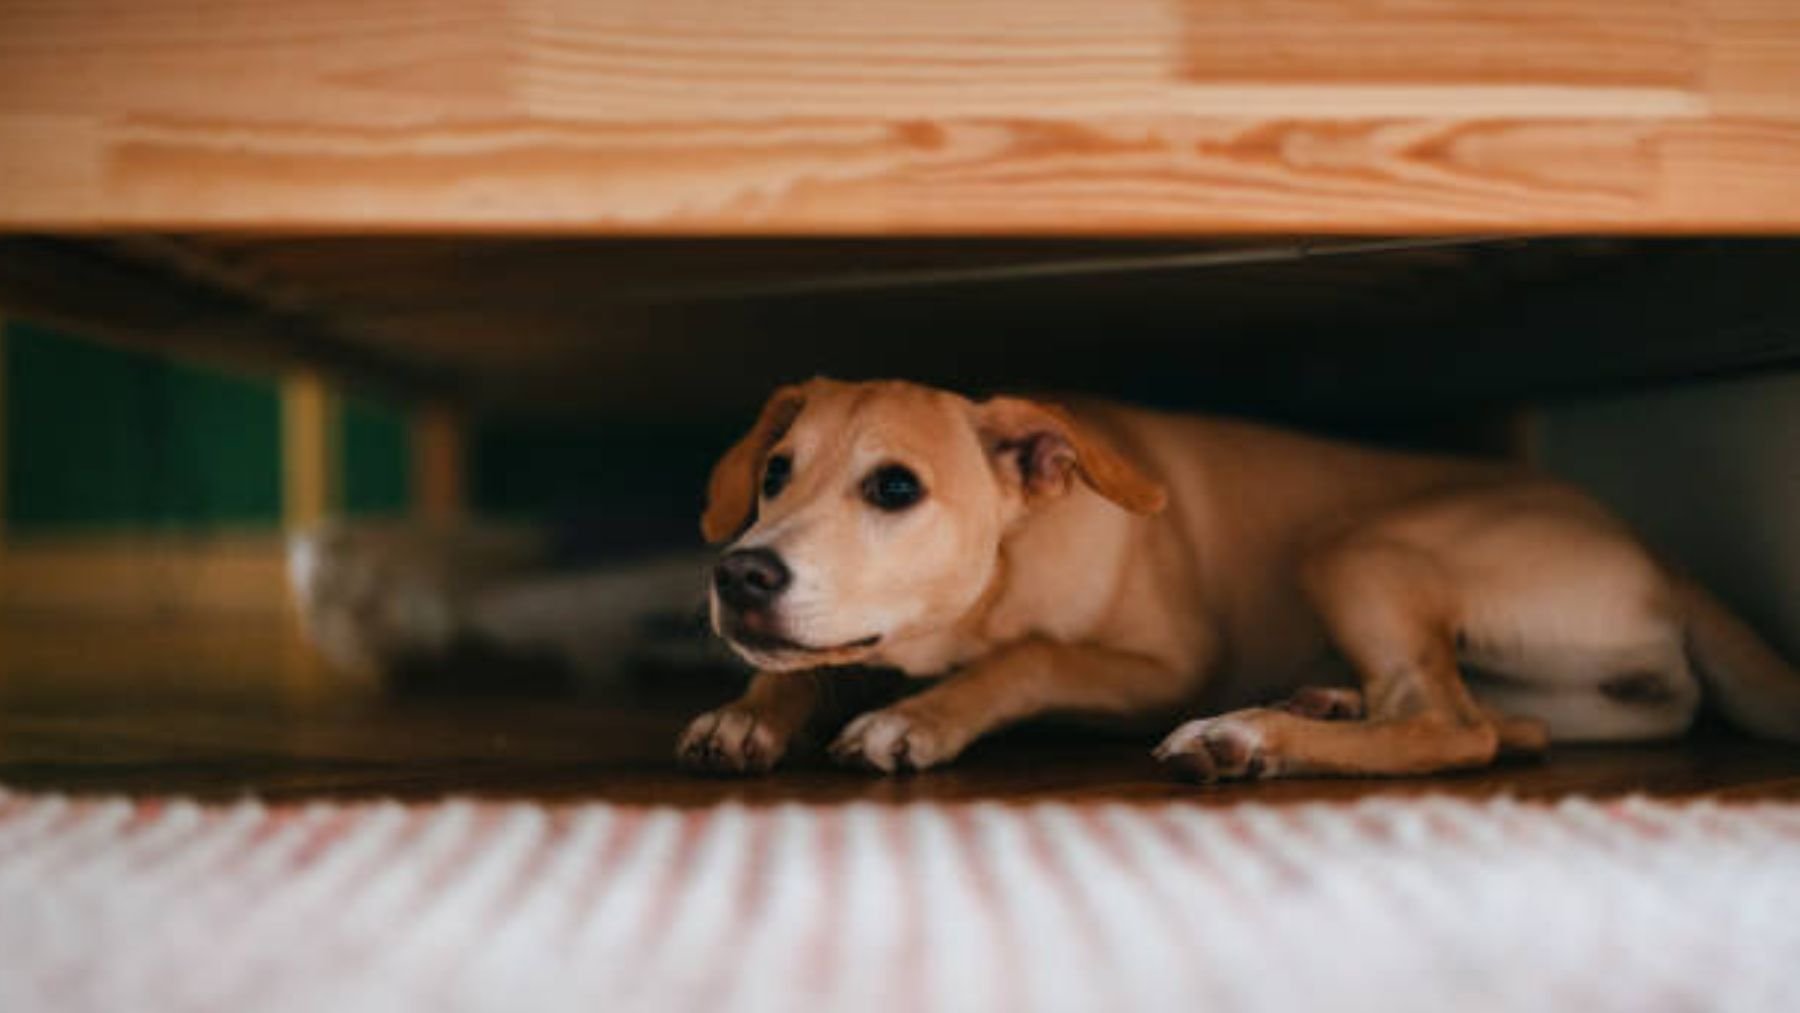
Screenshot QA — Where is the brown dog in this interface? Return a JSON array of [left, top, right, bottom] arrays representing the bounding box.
[[677, 378, 1800, 780]]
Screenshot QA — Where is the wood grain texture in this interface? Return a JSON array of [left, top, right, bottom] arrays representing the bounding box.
[[1181, 0, 1703, 87], [0, 0, 1796, 233]]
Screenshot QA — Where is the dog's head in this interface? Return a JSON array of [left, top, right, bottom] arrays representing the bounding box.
[[700, 379, 1166, 671]]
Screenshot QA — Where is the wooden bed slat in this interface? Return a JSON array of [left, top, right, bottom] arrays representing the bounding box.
[[0, 0, 1796, 233], [0, 237, 449, 396]]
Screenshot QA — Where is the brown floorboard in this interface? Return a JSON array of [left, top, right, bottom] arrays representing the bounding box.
[[1, 699, 1797, 805]]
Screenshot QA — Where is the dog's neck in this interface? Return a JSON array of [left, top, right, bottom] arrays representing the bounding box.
[[872, 560, 1010, 676], [873, 485, 1144, 677]]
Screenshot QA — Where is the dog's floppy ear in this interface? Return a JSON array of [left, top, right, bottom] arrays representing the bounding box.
[[701, 384, 807, 544], [974, 397, 1167, 515]]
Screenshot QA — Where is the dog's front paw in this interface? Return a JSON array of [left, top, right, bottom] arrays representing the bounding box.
[[1152, 711, 1279, 783], [829, 707, 962, 774], [677, 706, 789, 775]]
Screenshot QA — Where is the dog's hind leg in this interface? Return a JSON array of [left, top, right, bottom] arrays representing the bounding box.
[[1156, 535, 1526, 781], [1274, 685, 1548, 756]]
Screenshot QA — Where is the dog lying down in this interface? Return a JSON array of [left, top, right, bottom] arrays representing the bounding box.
[[294, 379, 1800, 782]]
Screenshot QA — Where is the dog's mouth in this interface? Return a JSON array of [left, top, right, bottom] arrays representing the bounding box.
[[726, 625, 882, 657], [717, 609, 881, 664]]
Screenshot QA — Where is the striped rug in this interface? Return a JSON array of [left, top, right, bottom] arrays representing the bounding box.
[[2, 789, 1797, 1013]]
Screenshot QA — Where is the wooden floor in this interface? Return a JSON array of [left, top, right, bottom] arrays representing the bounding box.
[[7, 699, 1800, 806], [3, 618, 1799, 805]]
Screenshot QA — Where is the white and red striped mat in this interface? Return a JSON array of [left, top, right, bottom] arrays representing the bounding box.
[[1, 789, 1796, 1013]]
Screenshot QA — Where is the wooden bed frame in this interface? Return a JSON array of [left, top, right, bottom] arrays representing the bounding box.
[[3, 1, 1797, 235], [2, 1, 1798, 415], [1, 2, 1797, 424]]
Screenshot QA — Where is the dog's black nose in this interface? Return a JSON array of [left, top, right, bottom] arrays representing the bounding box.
[[714, 548, 791, 609]]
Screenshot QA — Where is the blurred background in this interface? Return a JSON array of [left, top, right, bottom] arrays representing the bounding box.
[[3, 237, 1798, 717]]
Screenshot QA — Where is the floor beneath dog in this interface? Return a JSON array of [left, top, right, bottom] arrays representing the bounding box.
[[3, 617, 1799, 805]]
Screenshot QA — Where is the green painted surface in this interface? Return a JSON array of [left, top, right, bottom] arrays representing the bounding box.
[[3, 322, 282, 532], [2, 323, 419, 532], [341, 395, 411, 517]]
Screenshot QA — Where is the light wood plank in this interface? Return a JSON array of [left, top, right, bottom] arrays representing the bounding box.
[[0, 535, 290, 620], [1180, 0, 1702, 87], [0, 535, 354, 705], [0, 0, 1794, 233]]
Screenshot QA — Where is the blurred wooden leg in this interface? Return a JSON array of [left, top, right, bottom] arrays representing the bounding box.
[[280, 369, 342, 703], [281, 369, 338, 531], [412, 401, 464, 525]]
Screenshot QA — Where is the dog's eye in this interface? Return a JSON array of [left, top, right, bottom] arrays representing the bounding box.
[[862, 464, 924, 511], [761, 454, 792, 499]]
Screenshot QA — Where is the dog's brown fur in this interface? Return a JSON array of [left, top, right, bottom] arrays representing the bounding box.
[[678, 379, 1800, 780]]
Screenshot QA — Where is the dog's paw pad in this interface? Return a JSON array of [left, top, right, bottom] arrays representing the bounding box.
[[829, 709, 956, 774], [677, 707, 786, 775], [1152, 715, 1274, 783]]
